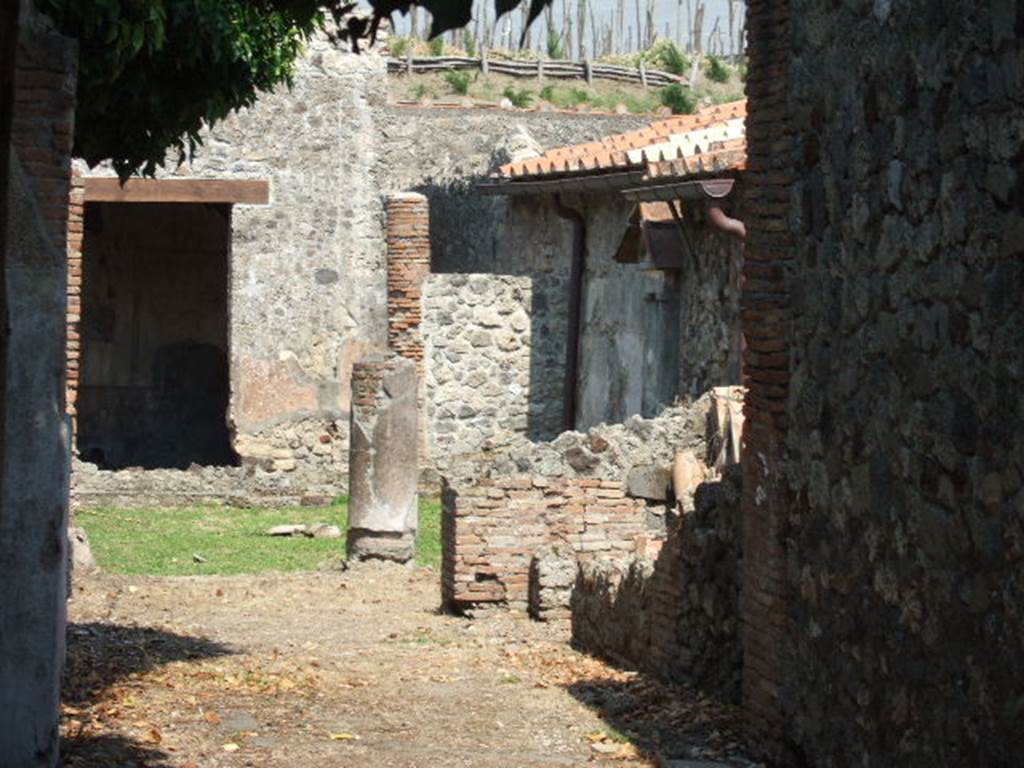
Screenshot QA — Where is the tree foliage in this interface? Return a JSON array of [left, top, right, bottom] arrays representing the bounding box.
[[40, 0, 554, 177]]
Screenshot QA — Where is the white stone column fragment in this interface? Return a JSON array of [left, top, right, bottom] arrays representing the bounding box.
[[346, 353, 418, 561]]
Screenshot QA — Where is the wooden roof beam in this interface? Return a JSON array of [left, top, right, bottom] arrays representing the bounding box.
[[83, 177, 270, 205]]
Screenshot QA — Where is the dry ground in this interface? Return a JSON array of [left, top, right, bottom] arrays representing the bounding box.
[[62, 564, 756, 767]]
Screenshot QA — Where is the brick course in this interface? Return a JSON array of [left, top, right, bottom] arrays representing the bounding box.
[[65, 168, 82, 432], [385, 192, 430, 370], [442, 476, 648, 611], [738, 0, 792, 757]]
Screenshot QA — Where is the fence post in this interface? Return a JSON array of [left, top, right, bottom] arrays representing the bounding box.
[[584, 56, 593, 85], [639, 60, 648, 88], [405, 48, 413, 75], [481, 46, 489, 76], [688, 55, 700, 86], [537, 57, 544, 81]]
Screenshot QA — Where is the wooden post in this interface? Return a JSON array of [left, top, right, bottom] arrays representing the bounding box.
[[688, 54, 700, 85], [481, 45, 489, 76], [584, 56, 593, 85], [639, 59, 648, 88], [405, 48, 413, 75], [537, 57, 544, 81]]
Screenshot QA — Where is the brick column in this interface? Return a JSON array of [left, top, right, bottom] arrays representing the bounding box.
[[385, 192, 430, 369], [739, 0, 793, 759], [385, 192, 430, 467], [66, 169, 83, 439]]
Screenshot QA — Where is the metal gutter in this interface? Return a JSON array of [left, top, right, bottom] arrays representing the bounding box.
[[621, 178, 736, 202], [478, 169, 647, 196]]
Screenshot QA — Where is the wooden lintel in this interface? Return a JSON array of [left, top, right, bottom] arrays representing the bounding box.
[[83, 177, 270, 205]]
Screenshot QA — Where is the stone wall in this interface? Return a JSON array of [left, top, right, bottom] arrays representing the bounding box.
[[422, 273, 539, 474], [420, 195, 571, 472], [376, 106, 648, 274], [776, 2, 1024, 765], [675, 196, 744, 398], [73, 38, 386, 504], [738, 0, 1024, 764], [0, 3, 75, 763], [69, 58, 656, 506], [451, 381, 718, 487], [419, 190, 743, 474]]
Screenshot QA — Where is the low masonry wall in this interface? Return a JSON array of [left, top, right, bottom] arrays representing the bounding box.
[[440, 388, 745, 699], [441, 477, 652, 610]]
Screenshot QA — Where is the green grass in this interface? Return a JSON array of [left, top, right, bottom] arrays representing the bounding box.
[[502, 85, 534, 108], [705, 55, 732, 84], [660, 83, 698, 115], [444, 69, 472, 95], [528, 82, 661, 113], [76, 495, 443, 576]]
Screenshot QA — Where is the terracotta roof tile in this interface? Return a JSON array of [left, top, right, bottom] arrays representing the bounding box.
[[496, 100, 747, 183]]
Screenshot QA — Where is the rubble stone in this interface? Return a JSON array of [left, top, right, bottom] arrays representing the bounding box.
[[528, 544, 577, 621], [626, 464, 673, 501], [68, 526, 98, 577]]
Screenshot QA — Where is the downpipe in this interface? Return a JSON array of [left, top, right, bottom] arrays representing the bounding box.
[[553, 193, 586, 432], [706, 198, 746, 240]]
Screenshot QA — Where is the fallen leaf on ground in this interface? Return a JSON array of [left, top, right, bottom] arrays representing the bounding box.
[[223, 743, 240, 752], [328, 732, 360, 741]]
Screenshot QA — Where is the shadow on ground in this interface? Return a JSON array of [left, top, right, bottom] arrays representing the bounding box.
[[63, 622, 235, 706], [567, 673, 749, 764], [61, 733, 174, 768], [61, 622, 235, 766]]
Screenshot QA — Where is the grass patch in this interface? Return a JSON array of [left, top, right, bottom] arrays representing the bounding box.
[[77, 495, 443, 576], [502, 85, 533, 108], [444, 69, 472, 95], [417, 495, 442, 570], [660, 83, 697, 114]]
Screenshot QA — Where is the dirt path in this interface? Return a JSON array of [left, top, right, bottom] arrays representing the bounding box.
[[62, 564, 756, 767]]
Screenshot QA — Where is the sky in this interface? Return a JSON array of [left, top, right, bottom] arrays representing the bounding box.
[[376, 0, 747, 58]]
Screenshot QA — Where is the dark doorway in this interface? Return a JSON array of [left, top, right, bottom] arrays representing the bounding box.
[[77, 202, 238, 469]]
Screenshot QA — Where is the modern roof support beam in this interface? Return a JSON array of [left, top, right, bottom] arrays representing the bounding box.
[[83, 177, 270, 205]]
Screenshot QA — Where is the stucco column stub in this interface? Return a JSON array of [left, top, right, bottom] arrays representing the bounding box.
[[1, 5, 76, 766], [347, 353, 418, 561]]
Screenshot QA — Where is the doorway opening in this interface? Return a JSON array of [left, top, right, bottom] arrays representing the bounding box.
[[76, 202, 238, 470]]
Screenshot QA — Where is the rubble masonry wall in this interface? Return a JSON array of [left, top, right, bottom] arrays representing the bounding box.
[[776, 2, 1024, 764]]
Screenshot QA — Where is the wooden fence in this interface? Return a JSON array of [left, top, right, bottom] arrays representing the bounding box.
[[386, 53, 687, 88]]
